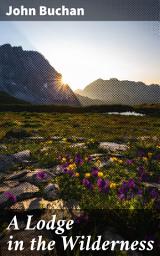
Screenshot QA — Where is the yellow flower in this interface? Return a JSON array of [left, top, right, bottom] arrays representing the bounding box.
[[75, 172, 80, 177], [148, 152, 153, 158], [85, 173, 91, 178], [156, 145, 160, 149], [47, 140, 52, 144], [95, 160, 101, 167], [143, 157, 148, 162], [118, 159, 123, 164], [68, 163, 76, 171], [97, 172, 103, 178], [110, 157, 118, 162], [110, 182, 117, 189], [62, 157, 66, 163]]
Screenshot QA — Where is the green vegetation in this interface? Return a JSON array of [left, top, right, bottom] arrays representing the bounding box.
[[0, 104, 160, 116]]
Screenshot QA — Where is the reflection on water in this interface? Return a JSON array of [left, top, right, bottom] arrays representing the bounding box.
[[107, 111, 145, 116]]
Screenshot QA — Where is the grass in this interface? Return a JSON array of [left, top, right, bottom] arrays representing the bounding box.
[[0, 111, 159, 254]]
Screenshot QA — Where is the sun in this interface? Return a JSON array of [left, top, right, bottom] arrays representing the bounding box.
[[61, 76, 69, 85]]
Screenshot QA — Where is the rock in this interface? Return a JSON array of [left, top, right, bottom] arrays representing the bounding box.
[[3, 129, 32, 139], [99, 142, 128, 152], [40, 146, 51, 153], [5, 170, 30, 181], [27, 136, 45, 142], [51, 136, 62, 141], [10, 198, 66, 211], [19, 169, 55, 185], [0, 181, 19, 193], [71, 143, 87, 149], [0, 145, 7, 150], [3, 180, 20, 188], [52, 165, 65, 175], [43, 183, 60, 201], [90, 153, 106, 158], [143, 182, 160, 191], [0, 185, 11, 194], [0, 182, 39, 208], [0, 150, 31, 172], [67, 136, 86, 143], [0, 154, 14, 172], [13, 150, 31, 162]]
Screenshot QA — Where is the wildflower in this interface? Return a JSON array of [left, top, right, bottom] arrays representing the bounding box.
[[3, 192, 16, 203], [103, 179, 110, 193], [75, 172, 80, 177], [82, 178, 92, 190], [97, 172, 104, 178], [97, 178, 105, 191], [62, 157, 66, 163], [126, 159, 133, 165], [96, 160, 101, 166], [142, 157, 148, 162], [128, 179, 136, 189], [155, 154, 160, 160], [138, 150, 145, 157], [150, 188, 159, 199], [110, 157, 118, 162], [110, 182, 117, 189], [118, 193, 125, 200], [91, 167, 99, 177], [87, 156, 93, 162], [47, 140, 52, 144], [85, 173, 91, 178], [36, 171, 48, 180], [75, 154, 83, 165], [68, 163, 76, 171], [147, 152, 153, 158]]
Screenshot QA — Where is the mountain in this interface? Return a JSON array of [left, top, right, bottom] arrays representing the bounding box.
[[0, 44, 80, 106], [76, 78, 160, 105], [0, 91, 28, 104], [75, 93, 106, 106]]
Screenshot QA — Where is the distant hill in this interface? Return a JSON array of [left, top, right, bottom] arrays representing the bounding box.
[[75, 93, 106, 106], [76, 78, 160, 105], [0, 44, 80, 106], [0, 91, 28, 105]]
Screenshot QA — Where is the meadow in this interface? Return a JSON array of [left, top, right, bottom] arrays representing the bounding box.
[[0, 111, 159, 210], [0, 111, 160, 255]]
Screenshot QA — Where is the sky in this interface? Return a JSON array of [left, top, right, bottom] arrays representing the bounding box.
[[0, 21, 159, 90]]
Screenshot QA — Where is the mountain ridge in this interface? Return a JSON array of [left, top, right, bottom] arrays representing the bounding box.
[[76, 78, 160, 105], [0, 44, 80, 106]]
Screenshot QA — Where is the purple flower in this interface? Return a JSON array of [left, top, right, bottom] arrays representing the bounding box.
[[155, 154, 160, 160], [103, 179, 110, 193], [3, 192, 17, 203], [82, 178, 92, 190], [118, 193, 125, 200], [150, 188, 159, 199], [137, 166, 145, 175], [126, 159, 133, 165], [36, 171, 48, 180], [75, 154, 83, 165], [91, 167, 99, 177], [138, 150, 145, 157], [87, 156, 93, 162], [128, 179, 136, 189], [137, 188, 143, 195], [97, 178, 105, 191]]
